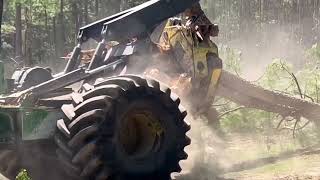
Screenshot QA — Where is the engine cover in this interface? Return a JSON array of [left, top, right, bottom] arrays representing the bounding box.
[[11, 67, 53, 90]]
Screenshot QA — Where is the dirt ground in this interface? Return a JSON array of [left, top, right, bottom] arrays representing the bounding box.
[[172, 119, 320, 180], [222, 154, 320, 180], [2, 123, 320, 180], [174, 146, 320, 180], [1, 144, 320, 180], [0, 174, 7, 180]]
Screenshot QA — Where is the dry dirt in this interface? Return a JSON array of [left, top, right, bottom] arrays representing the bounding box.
[[0, 174, 7, 180], [172, 119, 320, 180], [2, 122, 320, 180]]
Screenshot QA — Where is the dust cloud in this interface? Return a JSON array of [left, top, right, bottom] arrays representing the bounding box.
[[172, 115, 232, 180], [219, 24, 307, 81], [170, 23, 318, 179]]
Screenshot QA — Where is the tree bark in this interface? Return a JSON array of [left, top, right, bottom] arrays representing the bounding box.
[[84, 0, 89, 24], [60, 0, 65, 42], [42, 4, 51, 48], [78, 1, 83, 27], [0, 0, 3, 50], [24, 7, 32, 66], [15, 2, 23, 62], [56, 0, 65, 56], [95, 0, 99, 17], [71, 0, 80, 42], [217, 70, 320, 122], [53, 16, 57, 56]]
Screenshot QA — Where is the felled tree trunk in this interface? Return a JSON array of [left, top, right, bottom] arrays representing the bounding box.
[[217, 70, 320, 123]]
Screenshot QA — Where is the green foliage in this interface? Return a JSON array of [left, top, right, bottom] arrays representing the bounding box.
[[1, 0, 153, 67], [1, 24, 15, 35], [16, 169, 31, 180], [2, 0, 60, 65], [220, 107, 273, 133], [306, 43, 320, 66], [219, 45, 242, 75], [259, 59, 295, 92]]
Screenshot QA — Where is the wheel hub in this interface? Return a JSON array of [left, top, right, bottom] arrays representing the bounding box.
[[119, 110, 164, 158]]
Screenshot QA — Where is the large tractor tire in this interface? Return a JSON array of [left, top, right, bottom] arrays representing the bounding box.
[[55, 75, 191, 180], [0, 150, 19, 179]]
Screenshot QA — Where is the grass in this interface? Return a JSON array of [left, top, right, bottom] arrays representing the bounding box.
[[16, 169, 31, 180]]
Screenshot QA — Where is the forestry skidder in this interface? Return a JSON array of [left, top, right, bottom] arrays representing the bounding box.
[[0, 0, 198, 179], [1, 0, 320, 180]]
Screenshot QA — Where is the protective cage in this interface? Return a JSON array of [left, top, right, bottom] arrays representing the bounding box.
[[55, 75, 191, 180]]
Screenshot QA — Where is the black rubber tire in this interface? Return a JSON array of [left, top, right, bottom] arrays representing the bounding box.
[[0, 150, 19, 179], [55, 75, 191, 180]]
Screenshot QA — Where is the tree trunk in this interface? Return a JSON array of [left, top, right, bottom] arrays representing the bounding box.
[[15, 3, 23, 62], [71, 0, 80, 42], [258, 0, 262, 31], [217, 70, 320, 122], [84, 0, 89, 24], [53, 16, 58, 56], [56, 0, 65, 56], [95, 0, 99, 18], [24, 7, 32, 66], [0, 0, 3, 50], [78, 1, 83, 27], [44, 8, 49, 35], [43, 4, 50, 47], [60, 0, 65, 42]]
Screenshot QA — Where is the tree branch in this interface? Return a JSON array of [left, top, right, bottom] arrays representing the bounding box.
[[276, 116, 286, 129], [280, 61, 303, 99], [213, 101, 231, 107], [279, 120, 310, 132], [293, 117, 301, 138], [218, 106, 245, 119], [304, 94, 315, 102]]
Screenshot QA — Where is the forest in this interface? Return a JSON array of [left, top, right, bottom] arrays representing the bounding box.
[[1, 0, 320, 179], [0, 0, 319, 67]]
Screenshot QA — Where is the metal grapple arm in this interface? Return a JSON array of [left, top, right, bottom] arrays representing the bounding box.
[[65, 0, 200, 74], [79, 0, 199, 42]]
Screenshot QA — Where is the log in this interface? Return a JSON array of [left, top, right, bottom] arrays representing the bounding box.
[[217, 70, 320, 121]]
